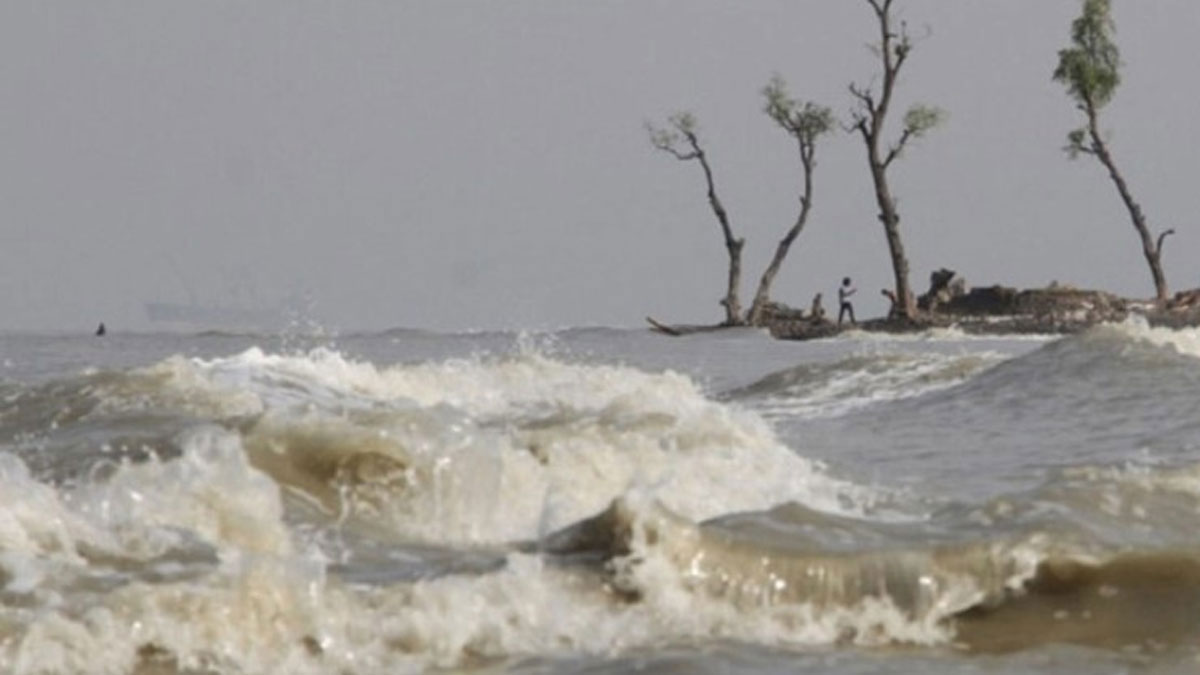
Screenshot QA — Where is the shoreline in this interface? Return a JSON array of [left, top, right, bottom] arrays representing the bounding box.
[[650, 286, 1200, 341]]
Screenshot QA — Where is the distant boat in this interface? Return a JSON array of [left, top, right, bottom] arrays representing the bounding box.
[[144, 302, 285, 331]]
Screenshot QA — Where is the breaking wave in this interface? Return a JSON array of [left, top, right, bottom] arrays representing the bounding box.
[[4, 327, 1200, 672], [1, 346, 880, 543], [725, 351, 1004, 420]]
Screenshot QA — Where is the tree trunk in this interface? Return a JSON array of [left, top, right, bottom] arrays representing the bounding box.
[[724, 238, 744, 325], [1087, 112, 1169, 302], [695, 150, 745, 325], [852, 0, 917, 322], [747, 148, 814, 326], [871, 164, 916, 319], [746, 214, 805, 326]]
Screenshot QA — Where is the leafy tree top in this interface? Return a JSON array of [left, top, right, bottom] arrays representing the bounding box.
[[1054, 0, 1121, 111], [647, 112, 702, 161], [762, 75, 834, 144]]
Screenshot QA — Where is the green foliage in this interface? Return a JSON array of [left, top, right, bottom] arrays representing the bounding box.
[[1054, 0, 1121, 110], [761, 75, 834, 143], [902, 105, 944, 138], [1064, 127, 1090, 158], [647, 112, 700, 156], [647, 124, 679, 152], [670, 111, 697, 135], [762, 75, 791, 122]]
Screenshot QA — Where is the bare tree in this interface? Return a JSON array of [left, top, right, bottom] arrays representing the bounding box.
[[648, 113, 745, 325], [1054, 0, 1172, 302], [848, 0, 943, 321], [746, 76, 835, 326]]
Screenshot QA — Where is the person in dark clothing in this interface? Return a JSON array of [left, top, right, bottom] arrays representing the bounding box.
[[838, 277, 857, 325], [95, 323, 106, 336]]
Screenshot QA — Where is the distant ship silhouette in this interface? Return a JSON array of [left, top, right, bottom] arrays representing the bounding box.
[[146, 263, 289, 331], [144, 302, 285, 330]]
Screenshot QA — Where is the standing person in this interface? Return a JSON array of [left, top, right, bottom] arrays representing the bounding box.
[[838, 277, 857, 326]]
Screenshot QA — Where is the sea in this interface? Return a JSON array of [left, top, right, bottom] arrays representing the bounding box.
[[2, 318, 1199, 674]]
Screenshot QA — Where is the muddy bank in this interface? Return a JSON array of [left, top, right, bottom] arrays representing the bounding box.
[[649, 284, 1200, 341], [797, 284, 1200, 339]]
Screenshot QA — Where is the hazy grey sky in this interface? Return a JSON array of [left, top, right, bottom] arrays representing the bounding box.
[[2, 1, 1198, 332]]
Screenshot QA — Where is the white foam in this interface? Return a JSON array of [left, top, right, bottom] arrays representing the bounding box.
[[604, 496, 1055, 650], [99, 356, 266, 418], [0, 427, 297, 596], [0, 430, 337, 674], [0, 453, 93, 562], [0, 537, 978, 675], [750, 351, 1004, 421], [138, 348, 887, 544], [1095, 314, 1200, 359], [73, 427, 293, 559], [0, 437, 1034, 674], [830, 326, 1055, 344], [241, 379, 875, 544], [0, 348, 936, 672]]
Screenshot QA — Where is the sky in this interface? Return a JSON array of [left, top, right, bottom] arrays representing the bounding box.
[[2, 1, 1199, 332]]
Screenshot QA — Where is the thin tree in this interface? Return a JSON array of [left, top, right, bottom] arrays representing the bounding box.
[[848, 0, 943, 321], [1054, 0, 1172, 302], [648, 113, 745, 325], [746, 76, 835, 326]]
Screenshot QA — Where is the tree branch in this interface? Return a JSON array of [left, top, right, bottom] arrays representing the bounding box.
[[848, 83, 877, 140], [842, 114, 865, 139], [848, 82, 875, 110], [883, 128, 913, 169], [1157, 228, 1176, 256], [673, 149, 700, 161], [652, 144, 698, 162]]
